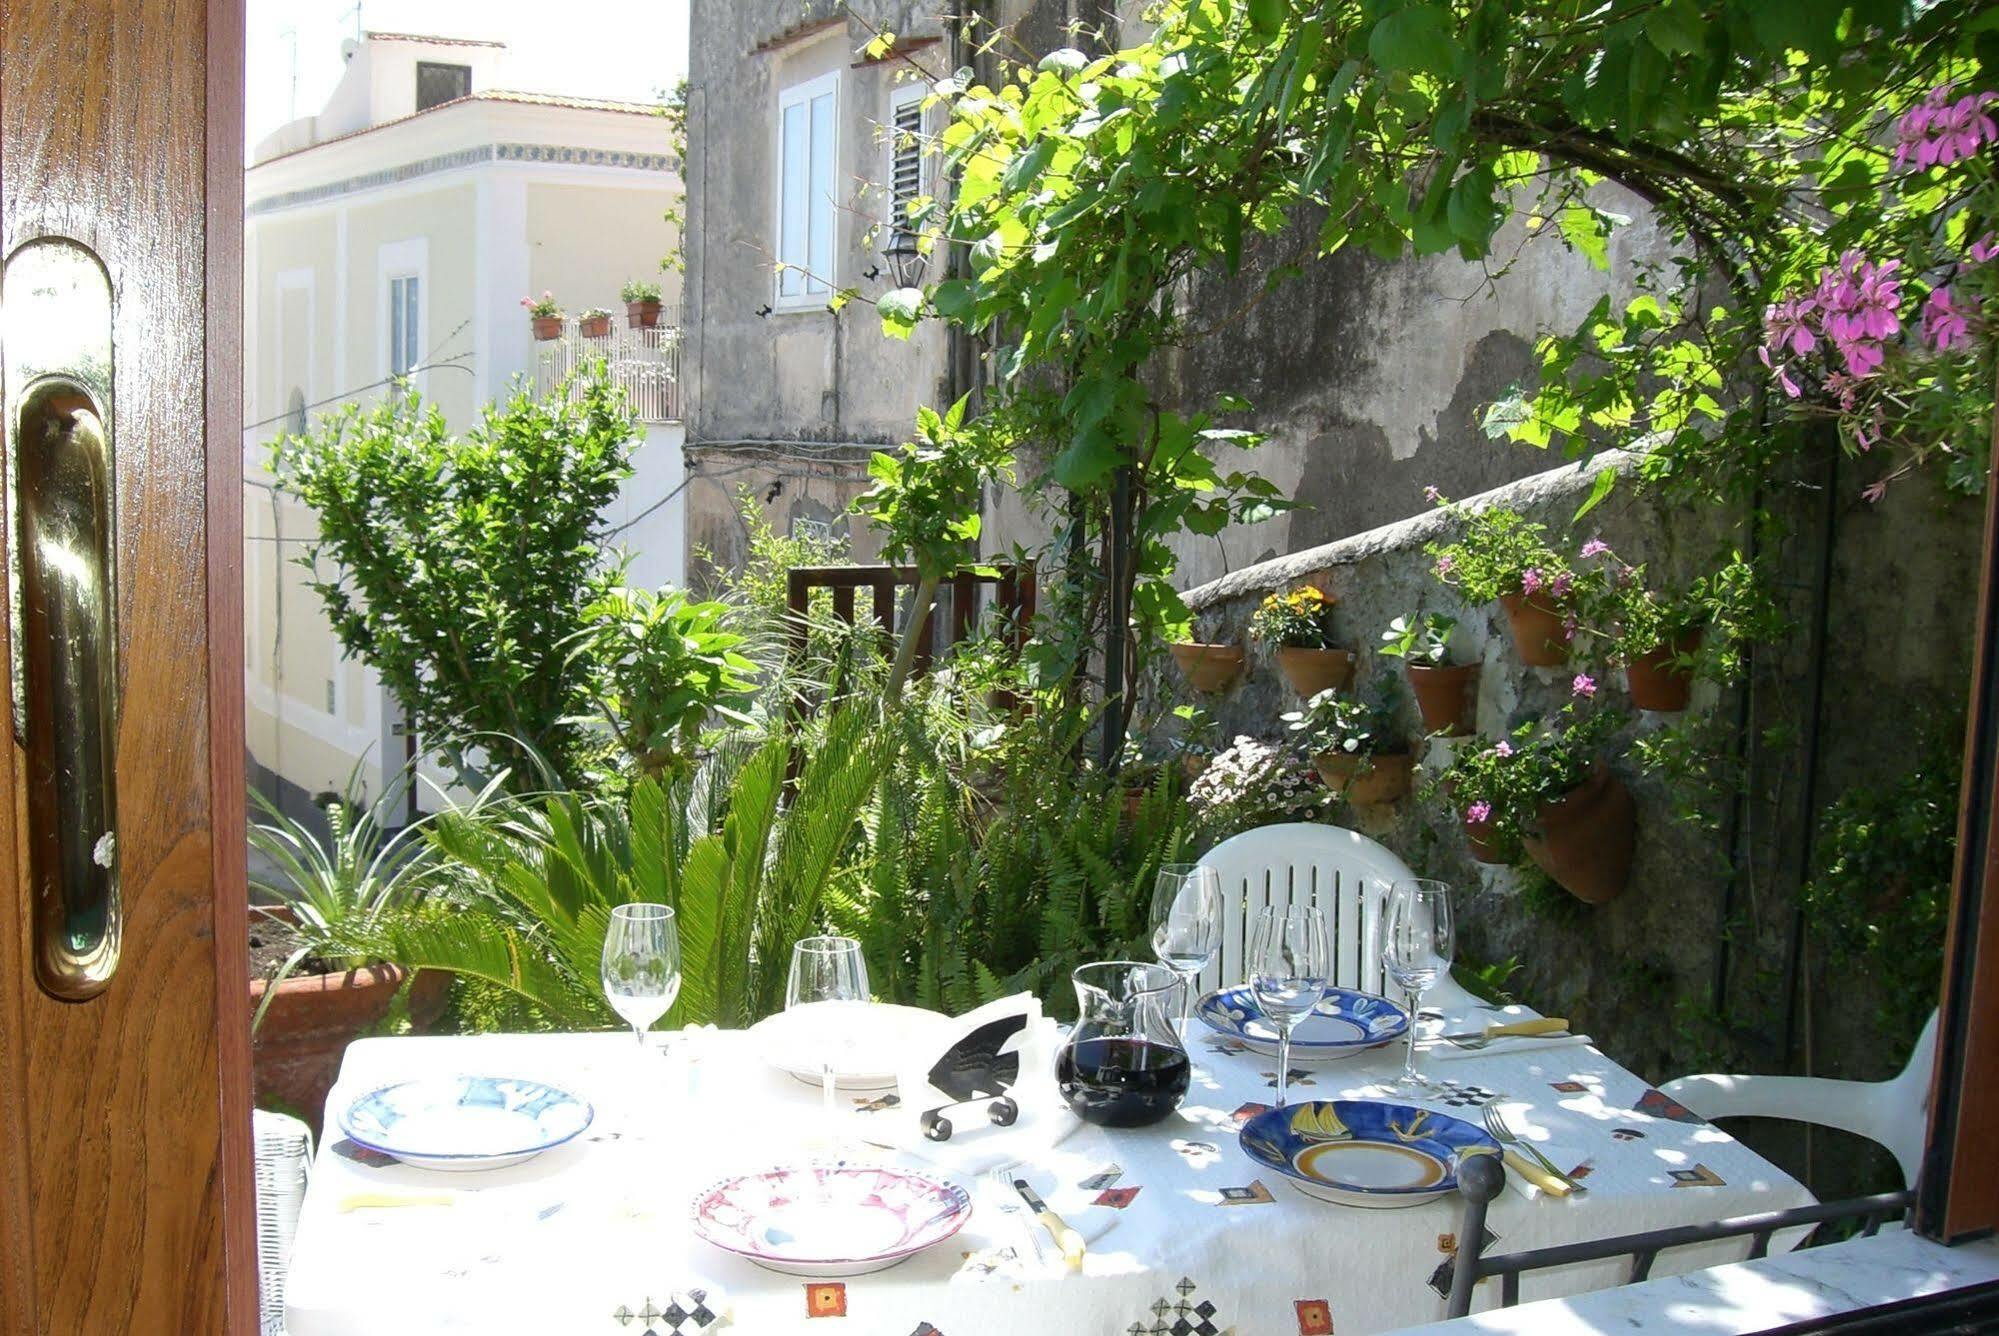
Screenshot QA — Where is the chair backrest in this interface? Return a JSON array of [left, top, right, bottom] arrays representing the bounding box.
[[253, 1109, 314, 1336], [1194, 822, 1418, 997]]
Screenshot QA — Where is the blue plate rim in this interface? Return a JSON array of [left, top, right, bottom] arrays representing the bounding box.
[[1237, 1098, 1499, 1197], [1196, 985, 1411, 1049], [337, 1074, 596, 1162]]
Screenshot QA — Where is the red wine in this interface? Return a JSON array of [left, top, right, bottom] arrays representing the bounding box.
[[1056, 1037, 1191, 1127]]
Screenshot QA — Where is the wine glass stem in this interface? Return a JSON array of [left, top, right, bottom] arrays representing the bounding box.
[[634, 1022, 646, 1051], [1277, 1024, 1293, 1108], [822, 1064, 836, 1118], [1403, 987, 1424, 1081]]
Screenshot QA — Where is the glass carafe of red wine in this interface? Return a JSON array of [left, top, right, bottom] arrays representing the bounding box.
[[1056, 961, 1191, 1128]]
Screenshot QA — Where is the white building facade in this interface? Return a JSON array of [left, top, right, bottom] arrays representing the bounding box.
[[245, 31, 687, 814]]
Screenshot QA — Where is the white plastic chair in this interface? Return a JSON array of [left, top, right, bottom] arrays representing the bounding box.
[[1192, 822, 1480, 1010], [1661, 1010, 1939, 1189], [253, 1109, 314, 1336]]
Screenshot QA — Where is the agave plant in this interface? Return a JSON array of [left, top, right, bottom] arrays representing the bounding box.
[[334, 707, 887, 1029], [248, 757, 501, 1029]]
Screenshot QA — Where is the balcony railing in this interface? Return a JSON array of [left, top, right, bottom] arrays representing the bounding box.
[[532, 314, 681, 423]]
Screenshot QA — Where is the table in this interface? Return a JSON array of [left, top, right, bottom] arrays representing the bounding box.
[[285, 1005, 1812, 1335]]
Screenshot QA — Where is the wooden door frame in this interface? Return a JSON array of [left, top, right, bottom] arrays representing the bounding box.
[[207, 0, 257, 1326]]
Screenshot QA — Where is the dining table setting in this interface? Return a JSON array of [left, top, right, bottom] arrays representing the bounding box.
[[282, 876, 1814, 1335]]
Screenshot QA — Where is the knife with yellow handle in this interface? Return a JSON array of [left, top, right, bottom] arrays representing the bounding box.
[[1438, 1018, 1571, 1048], [1499, 1151, 1574, 1198], [1012, 1178, 1086, 1268], [336, 1191, 456, 1212]]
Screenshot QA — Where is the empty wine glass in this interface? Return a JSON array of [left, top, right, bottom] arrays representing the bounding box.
[[1150, 863, 1222, 1031], [1246, 903, 1331, 1107], [1382, 879, 1455, 1092], [601, 903, 681, 1052], [787, 936, 871, 1117]]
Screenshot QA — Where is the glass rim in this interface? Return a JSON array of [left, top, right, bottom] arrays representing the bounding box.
[[791, 934, 865, 954], [610, 902, 675, 921], [1072, 959, 1181, 995], [1387, 878, 1452, 895]]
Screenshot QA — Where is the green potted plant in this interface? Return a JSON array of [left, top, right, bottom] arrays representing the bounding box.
[[578, 305, 614, 339], [1380, 611, 1476, 734], [1426, 499, 1586, 667], [1430, 733, 1530, 864], [1514, 699, 1635, 902], [1282, 680, 1412, 805], [520, 290, 564, 340], [248, 761, 472, 1126], [1250, 584, 1354, 697], [622, 278, 665, 329]]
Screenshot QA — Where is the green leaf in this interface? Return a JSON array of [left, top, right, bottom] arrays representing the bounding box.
[[1644, 0, 1704, 56], [1368, 7, 1456, 78], [877, 287, 924, 340], [1248, 0, 1285, 36], [1574, 466, 1618, 520]]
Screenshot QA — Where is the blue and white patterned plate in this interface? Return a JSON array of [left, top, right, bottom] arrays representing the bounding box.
[[1239, 1100, 1499, 1208], [1195, 985, 1409, 1061], [338, 1075, 594, 1171]]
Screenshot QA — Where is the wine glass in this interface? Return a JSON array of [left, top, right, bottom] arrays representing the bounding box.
[[1382, 879, 1455, 1092], [787, 936, 871, 1117], [601, 903, 681, 1052], [1246, 903, 1331, 1107], [1150, 863, 1222, 1031]]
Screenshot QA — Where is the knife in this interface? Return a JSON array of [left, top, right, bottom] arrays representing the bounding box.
[[1012, 1178, 1086, 1268], [1499, 1150, 1575, 1198], [1438, 1018, 1571, 1044]]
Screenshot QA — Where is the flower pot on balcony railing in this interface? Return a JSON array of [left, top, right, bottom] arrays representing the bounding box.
[[579, 308, 613, 339], [522, 291, 563, 339], [621, 279, 665, 328], [531, 316, 563, 340]]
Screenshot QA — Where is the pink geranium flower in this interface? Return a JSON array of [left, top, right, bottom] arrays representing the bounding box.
[[1971, 233, 1999, 265], [1520, 567, 1544, 595], [1550, 571, 1574, 599], [1762, 294, 1819, 358], [1434, 553, 1455, 578], [1580, 538, 1609, 559], [1491, 740, 1514, 758], [1862, 479, 1888, 504], [1571, 673, 1597, 698], [1464, 801, 1492, 826], [1896, 86, 1998, 170], [1423, 485, 1443, 504], [1923, 286, 1970, 351]]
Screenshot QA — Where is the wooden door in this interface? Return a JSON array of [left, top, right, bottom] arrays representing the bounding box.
[[0, 1, 254, 1332]]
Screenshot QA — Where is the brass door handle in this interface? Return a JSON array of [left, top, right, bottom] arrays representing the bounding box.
[[4, 238, 120, 1001]]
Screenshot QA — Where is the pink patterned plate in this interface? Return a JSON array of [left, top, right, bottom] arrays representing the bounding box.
[[689, 1165, 973, 1277]]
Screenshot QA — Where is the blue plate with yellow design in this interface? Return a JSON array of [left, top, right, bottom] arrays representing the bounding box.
[[1196, 985, 1409, 1061], [1238, 1099, 1499, 1208]]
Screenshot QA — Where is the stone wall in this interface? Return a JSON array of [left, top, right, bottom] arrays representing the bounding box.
[[1173, 448, 1983, 1195]]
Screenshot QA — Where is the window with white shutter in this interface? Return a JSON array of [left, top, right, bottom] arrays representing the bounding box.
[[888, 86, 924, 235], [776, 71, 840, 307]]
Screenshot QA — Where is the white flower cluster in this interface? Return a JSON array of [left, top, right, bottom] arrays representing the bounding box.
[[1188, 735, 1327, 830]]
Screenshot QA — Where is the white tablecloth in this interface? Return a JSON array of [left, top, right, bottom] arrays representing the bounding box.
[[286, 1009, 1811, 1336]]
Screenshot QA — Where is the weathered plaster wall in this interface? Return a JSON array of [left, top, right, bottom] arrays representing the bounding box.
[[1175, 449, 1982, 1194]]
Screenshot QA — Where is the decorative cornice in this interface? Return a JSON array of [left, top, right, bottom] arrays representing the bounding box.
[[247, 142, 678, 216]]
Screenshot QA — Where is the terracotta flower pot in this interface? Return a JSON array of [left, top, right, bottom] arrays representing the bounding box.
[[1523, 765, 1636, 904], [531, 314, 564, 340], [1406, 661, 1480, 735], [1463, 814, 1514, 865], [580, 314, 613, 339], [251, 963, 449, 1131], [627, 299, 663, 329], [1625, 630, 1702, 712], [1499, 591, 1571, 666], [1275, 645, 1355, 698], [1170, 641, 1244, 693], [1314, 751, 1414, 805]]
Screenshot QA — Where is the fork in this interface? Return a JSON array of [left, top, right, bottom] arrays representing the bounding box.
[[1480, 1102, 1587, 1195], [983, 1162, 1045, 1266]]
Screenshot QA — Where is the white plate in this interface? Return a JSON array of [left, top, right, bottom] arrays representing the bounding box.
[[690, 1165, 973, 1276], [338, 1075, 594, 1172], [749, 1001, 953, 1093]]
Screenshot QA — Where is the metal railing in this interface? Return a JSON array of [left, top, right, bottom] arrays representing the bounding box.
[[532, 313, 680, 423], [1445, 1153, 1917, 1317]]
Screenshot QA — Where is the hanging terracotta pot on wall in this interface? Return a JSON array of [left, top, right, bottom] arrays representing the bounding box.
[[1314, 751, 1414, 805], [1498, 591, 1570, 666], [1276, 646, 1355, 698], [1463, 813, 1514, 865], [1625, 629, 1702, 712], [1170, 641, 1245, 693], [1523, 764, 1636, 903], [1406, 662, 1480, 735]]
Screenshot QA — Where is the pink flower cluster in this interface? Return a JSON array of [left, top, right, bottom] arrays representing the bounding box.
[[1894, 86, 1997, 171], [1464, 801, 1492, 826], [1759, 252, 1903, 393]]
